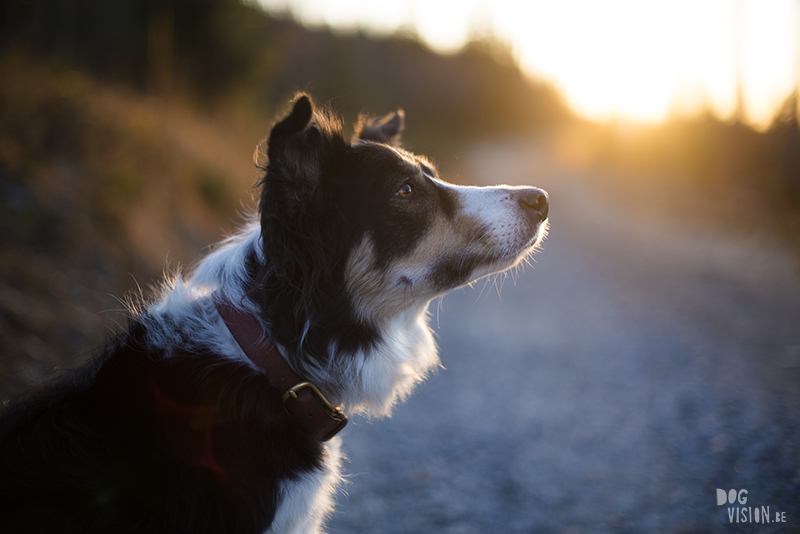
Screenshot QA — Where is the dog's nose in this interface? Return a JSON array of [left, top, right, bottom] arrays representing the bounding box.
[[519, 187, 549, 221]]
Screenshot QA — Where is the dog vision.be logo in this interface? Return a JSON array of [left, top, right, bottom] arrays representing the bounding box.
[[717, 489, 787, 525]]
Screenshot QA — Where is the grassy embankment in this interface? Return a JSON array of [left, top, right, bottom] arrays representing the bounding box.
[[0, 56, 262, 397]]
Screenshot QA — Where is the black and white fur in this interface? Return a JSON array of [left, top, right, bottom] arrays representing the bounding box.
[[0, 95, 549, 533]]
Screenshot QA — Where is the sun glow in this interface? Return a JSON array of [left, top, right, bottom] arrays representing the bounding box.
[[497, 0, 738, 123], [259, 0, 799, 128]]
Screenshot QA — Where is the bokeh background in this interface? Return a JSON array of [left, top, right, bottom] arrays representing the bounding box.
[[1, 0, 799, 532]]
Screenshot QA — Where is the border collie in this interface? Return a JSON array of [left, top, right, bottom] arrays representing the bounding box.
[[0, 94, 549, 533]]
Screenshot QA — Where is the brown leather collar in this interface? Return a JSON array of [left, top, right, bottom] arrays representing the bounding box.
[[214, 297, 347, 441]]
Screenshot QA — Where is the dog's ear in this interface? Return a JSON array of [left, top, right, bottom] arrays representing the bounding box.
[[255, 95, 348, 311], [274, 93, 314, 137], [257, 94, 346, 204], [261, 94, 319, 194], [354, 110, 405, 147]]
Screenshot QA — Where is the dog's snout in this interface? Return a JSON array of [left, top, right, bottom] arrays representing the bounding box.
[[519, 187, 549, 221]]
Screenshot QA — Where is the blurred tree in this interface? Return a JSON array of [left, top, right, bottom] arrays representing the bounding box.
[[768, 91, 800, 201], [147, 0, 173, 96], [0, 0, 569, 142]]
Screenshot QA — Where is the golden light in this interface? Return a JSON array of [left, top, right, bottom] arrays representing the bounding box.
[[258, 0, 799, 128], [495, 0, 737, 123]]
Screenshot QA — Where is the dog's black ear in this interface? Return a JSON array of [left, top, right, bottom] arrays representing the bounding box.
[[354, 110, 405, 147], [255, 95, 349, 320], [269, 94, 314, 143], [257, 94, 346, 204], [262, 94, 317, 191]]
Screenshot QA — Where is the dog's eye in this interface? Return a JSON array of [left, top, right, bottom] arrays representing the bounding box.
[[397, 184, 414, 198]]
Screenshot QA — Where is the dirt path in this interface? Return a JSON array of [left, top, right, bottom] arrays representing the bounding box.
[[328, 141, 800, 533]]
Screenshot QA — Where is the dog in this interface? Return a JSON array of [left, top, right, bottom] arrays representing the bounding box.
[[0, 94, 549, 533]]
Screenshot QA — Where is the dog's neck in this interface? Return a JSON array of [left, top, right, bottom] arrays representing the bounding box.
[[166, 221, 440, 419], [215, 297, 348, 441]]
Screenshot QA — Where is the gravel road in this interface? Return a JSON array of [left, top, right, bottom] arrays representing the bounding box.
[[327, 142, 800, 533]]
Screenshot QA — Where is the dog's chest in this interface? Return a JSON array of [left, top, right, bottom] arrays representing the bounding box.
[[267, 438, 343, 534]]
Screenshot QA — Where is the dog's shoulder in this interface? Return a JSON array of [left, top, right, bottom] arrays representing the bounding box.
[[0, 311, 329, 532]]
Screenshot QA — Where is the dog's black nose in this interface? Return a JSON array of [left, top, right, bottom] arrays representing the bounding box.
[[519, 187, 549, 221]]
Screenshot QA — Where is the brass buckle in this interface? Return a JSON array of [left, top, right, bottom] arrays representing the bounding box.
[[281, 381, 346, 420]]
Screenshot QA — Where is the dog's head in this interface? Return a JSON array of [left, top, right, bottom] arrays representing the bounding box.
[[254, 94, 548, 360]]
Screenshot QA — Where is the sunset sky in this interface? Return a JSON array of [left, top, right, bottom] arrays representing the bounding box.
[[257, 0, 799, 129]]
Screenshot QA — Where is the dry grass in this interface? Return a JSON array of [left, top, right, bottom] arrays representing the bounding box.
[[0, 54, 267, 397]]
